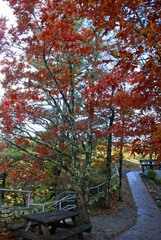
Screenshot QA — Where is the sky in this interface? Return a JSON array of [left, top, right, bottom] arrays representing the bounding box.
[[0, 0, 16, 99], [0, 0, 15, 24], [0, 1, 45, 133]]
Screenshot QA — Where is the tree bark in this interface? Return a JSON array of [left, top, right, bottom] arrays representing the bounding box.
[[149, 146, 153, 169], [76, 180, 90, 224], [104, 107, 115, 208], [118, 136, 123, 201], [1, 171, 7, 204]]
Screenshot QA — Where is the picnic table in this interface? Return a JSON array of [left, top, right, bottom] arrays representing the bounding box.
[[140, 160, 161, 173], [17, 210, 92, 240]]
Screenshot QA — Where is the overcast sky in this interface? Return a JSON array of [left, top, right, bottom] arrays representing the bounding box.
[[0, 0, 15, 98], [0, 0, 9, 13], [0, 0, 15, 23]]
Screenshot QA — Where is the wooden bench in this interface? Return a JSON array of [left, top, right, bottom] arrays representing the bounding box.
[[8, 221, 38, 231], [140, 160, 161, 173], [8, 223, 25, 231], [17, 224, 92, 240], [16, 210, 92, 240]]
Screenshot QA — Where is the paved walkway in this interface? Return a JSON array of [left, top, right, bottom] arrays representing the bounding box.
[[114, 171, 161, 240]]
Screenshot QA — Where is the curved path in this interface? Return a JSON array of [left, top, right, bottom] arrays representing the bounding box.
[[114, 171, 161, 240]]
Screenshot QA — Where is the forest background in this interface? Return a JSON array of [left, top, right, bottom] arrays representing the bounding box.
[[0, 0, 160, 224]]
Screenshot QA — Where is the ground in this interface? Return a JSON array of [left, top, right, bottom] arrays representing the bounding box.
[[140, 172, 161, 212], [1, 159, 161, 240], [86, 160, 161, 239], [87, 176, 137, 239], [85, 160, 139, 240]]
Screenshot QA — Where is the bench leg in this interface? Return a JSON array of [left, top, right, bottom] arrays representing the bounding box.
[[71, 215, 80, 226], [24, 221, 32, 231], [40, 224, 50, 236], [77, 232, 84, 239], [50, 221, 60, 234]]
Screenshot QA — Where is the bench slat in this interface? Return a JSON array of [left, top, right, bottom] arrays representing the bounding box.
[[8, 223, 25, 230], [8, 221, 38, 231], [54, 224, 92, 240], [17, 230, 53, 240], [17, 224, 92, 240]]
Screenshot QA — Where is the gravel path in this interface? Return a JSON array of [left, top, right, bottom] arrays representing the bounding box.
[[87, 205, 136, 239]]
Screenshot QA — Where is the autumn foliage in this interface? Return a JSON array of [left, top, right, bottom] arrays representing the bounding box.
[[0, 0, 160, 223]]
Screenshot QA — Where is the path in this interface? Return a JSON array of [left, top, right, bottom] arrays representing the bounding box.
[[114, 171, 161, 240]]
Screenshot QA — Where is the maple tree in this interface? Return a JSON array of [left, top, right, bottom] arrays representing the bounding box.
[[0, 0, 114, 223], [0, 141, 51, 206], [0, 0, 160, 222], [79, 0, 161, 161], [88, 58, 136, 204], [93, 74, 116, 208]]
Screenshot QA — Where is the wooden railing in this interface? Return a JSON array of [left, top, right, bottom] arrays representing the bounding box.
[[140, 159, 161, 173]]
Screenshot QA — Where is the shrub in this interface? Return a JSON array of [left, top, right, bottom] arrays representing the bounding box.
[[147, 170, 156, 180]]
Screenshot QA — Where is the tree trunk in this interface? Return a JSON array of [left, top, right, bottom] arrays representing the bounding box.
[[118, 136, 123, 201], [76, 181, 90, 224], [104, 107, 115, 208], [104, 132, 112, 208], [149, 146, 153, 169], [75, 109, 92, 224], [1, 171, 7, 204]]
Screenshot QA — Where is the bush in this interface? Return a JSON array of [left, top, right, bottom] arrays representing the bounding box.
[[89, 192, 105, 210], [147, 170, 156, 180]]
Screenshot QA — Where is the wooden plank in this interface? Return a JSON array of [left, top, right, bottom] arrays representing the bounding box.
[[17, 229, 53, 240], [8, 221, 38, 231], [53, 224, 92, 240], [140, 160, 161, 166], [17, 224, 92, 240], [140, 160, 161, 173], [8, 223, 25, 231], [23, 211, 79, 224]]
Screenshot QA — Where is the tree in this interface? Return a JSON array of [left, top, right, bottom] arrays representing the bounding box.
[[0, 0, 160, 222], [93, 75, 116, 208], [79, 0, 161, 161], [0, 0, 112, 223]]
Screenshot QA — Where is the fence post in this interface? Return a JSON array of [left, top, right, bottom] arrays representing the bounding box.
[[27, 192, 31, 208], [59, 201, 61, 210], [42, 205, 45, 212], [0, 194, 2, 206]]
